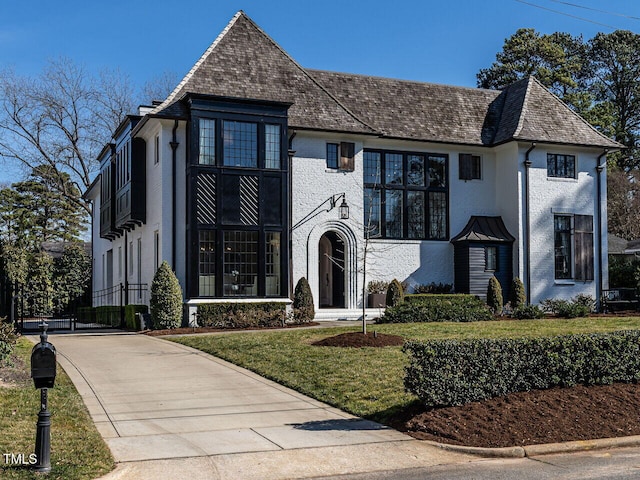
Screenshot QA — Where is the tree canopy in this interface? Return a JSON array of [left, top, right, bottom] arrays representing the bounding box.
[[478, 28, 640, 171]]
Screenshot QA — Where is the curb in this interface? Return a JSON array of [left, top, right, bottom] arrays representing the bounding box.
[[425, 434, 640, 458]]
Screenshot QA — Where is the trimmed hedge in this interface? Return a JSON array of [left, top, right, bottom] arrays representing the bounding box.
[[379, 295, 492, 323], [124, 305, 148, 330], [404, 330, 640, 408], [404, 294, 482, 305], [77, 306, 146, 328], [197, 302, 287, 329]]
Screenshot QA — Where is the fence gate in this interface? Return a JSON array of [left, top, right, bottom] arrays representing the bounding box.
[[17, 290, 74, 333]]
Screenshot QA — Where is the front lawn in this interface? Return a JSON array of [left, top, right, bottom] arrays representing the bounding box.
[[169, 316, 640, 422], [0, 338, 114, 480]]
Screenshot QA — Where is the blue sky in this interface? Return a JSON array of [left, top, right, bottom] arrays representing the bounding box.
[[0, 0, 639, 185]]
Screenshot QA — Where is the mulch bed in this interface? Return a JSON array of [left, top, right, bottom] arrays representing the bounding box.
[[388, 383, 640, 448], [314, 331, 640, 448]]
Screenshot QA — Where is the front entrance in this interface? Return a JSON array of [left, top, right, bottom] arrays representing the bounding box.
[[319, 231, 345, 308]]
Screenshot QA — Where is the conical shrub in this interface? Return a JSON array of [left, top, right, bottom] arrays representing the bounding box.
[[293, 277, 314, 323], [386, 278, 404, 307], [509, 277, 526, 309], [487, 275, 503, 315], [150, 261, 183, 329]]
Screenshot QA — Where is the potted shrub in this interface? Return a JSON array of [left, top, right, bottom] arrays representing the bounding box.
[[367, 280, 388, 308]]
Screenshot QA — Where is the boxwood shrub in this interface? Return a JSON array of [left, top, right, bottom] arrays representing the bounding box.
[[197, 302, 286, 329], [404, 330, 640, 408], [379, 294, 492, 323]]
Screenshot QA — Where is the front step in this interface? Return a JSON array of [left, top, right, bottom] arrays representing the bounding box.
[[314, 308, 384, 322]]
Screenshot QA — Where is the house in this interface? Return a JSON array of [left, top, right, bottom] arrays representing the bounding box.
[[84, 11, 621, 321]]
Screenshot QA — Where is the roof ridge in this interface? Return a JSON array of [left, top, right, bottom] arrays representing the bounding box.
[[308, 68, 500, 94], [513, 77, 533, 138], [150, 11, 244, 114]]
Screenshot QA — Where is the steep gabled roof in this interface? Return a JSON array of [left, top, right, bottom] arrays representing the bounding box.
[[493, 77, 621, 149], [149, 11, 622, 150], [152, 11, 375, 134]]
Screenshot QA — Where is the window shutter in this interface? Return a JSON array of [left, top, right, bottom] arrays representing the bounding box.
[[340, 142, 355, 171], [574, 215, 594, 281], [459, 154, 472, 180]]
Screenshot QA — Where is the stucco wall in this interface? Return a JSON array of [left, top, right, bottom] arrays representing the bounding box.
[[526, 145, 603, 303], [291, 133, 508, 309]]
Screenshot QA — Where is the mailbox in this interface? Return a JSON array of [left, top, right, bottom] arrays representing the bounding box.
[[31, 341, 56, 389]]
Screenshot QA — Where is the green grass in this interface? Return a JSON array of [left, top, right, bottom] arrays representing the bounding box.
[[0, 338, 115, 480], [169, 316, 640, 423]]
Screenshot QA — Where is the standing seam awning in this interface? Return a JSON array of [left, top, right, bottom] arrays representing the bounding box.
[[450, 216, 515, 243]]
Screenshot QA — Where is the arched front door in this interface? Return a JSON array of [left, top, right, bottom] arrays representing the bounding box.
[[318, 231, 345, 308]]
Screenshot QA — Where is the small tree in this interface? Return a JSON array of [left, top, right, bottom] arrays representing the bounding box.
[[386, 279, 404, 307], [293, 277, 314, 323], [487, 276, 503, 315], [509, 277, 526, 309], [150, 261, 183, 329]]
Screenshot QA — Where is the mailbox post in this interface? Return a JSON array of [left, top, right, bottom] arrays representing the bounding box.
[[30, 322, 56, 474]]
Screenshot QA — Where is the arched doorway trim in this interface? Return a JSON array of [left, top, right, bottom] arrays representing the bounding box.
[[306, 222, 358, 310]]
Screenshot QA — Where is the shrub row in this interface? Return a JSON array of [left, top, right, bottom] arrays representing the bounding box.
[[404, 330, 640, 408], [124, 305, 148, 330], [197, 302, 287, 329], [77, 306, 122, 327], [0, 318, 18, 365], [379, 295, 492, 323]]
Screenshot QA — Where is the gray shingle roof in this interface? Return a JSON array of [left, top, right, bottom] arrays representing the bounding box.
[[152, 11, 374, 135], [152, 11, 622, 150]]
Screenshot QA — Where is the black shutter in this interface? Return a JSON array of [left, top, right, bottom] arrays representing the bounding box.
[[574, 215, 594, 281], [340, 142, 355, 171]]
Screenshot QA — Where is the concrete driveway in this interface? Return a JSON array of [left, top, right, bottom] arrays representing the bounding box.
[[47, 332, 474, 480]]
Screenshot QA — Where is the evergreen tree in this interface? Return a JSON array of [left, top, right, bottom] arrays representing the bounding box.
[[150, 261, 183, 329]]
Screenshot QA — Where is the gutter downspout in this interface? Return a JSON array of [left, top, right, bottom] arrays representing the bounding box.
[[170, 120, 180, 269], [524, 143, 536, 304], [596, 149, 608, 311]]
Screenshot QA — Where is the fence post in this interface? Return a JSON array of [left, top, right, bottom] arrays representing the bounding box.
[[120, 283, 125, 328]]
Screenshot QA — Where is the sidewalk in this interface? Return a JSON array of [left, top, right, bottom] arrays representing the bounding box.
[[47, 332, 475, 480]]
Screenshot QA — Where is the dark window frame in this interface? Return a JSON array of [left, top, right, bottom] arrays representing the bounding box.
[[363, 149, 448, 241], [547, 153, 576, 179], [189, 102, 289, 299], [553, 214, 593, 281], [326, 142, 355, 171], [485, 245, 498, 271]]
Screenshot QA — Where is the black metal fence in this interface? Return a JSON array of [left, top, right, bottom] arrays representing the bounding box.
[[15, 283, 148, 333]]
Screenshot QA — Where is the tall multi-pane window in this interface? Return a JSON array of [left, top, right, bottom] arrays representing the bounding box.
[[199, 119, 216, 165], [223, 231, 258, 296], [193, 109, 286, 299], [265, 124, 281, 169], [266, 232, 281, 295], [363, 149, 448, 240], [223, 121, 257, 167], [554, 215, 572, 279], [199, 231, 216, 296], [547, 154, 575, 178]]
